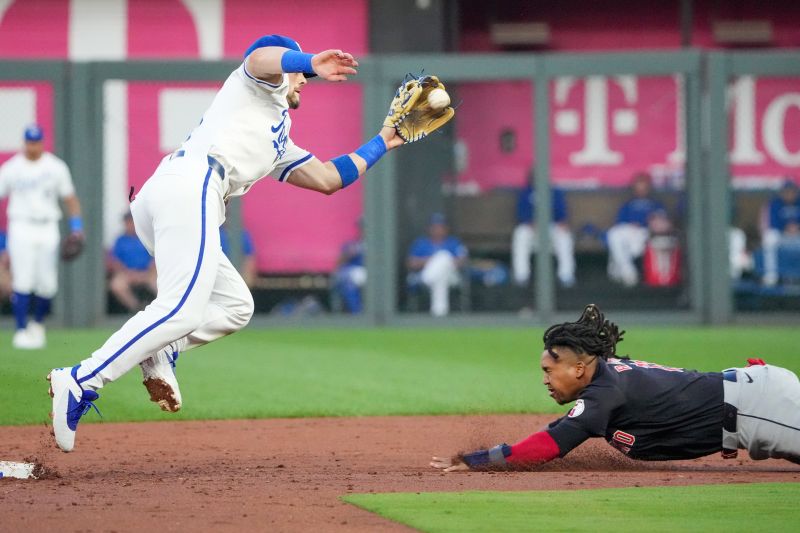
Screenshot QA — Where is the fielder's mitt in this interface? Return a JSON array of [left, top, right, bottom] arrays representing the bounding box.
[[60, 232, 85, 262], [384, 74, 455, 143]]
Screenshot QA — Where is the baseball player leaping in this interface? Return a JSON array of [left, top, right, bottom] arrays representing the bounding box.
[[432, 304, 800, 471], [48, 35, 455, 452]]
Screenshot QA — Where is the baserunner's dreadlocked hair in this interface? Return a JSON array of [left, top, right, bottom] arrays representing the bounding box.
[[543, 304, 625, 360]]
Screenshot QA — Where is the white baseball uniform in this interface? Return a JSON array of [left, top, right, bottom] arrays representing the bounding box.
[[76, 59, 315, 390], [0, 152, 75, 298], [511, 224, 576, 287], [606, 223, 649, 287]]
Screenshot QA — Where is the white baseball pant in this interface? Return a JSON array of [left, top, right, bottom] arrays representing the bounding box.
[[728, 227, 748, 280], [511, 223, 576, 286], [7, 219, 60, 298], [341, 265, 367, 287], [759, 228, 799, 284], [607, 223, 649, 287], [420, 250, 460, 317], [761, 228, 780, 282], [76, 157, 254, 390]]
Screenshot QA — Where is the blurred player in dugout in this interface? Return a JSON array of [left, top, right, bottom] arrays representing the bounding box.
[[332, 217, 366, 314], [219, 223, 257, 288], [109, 215, 256, 312], [606, 172, 673, 287], [761, 179, 800, 286], [108, 212, 157, 312], [406, 213, 468, 317], [511, 175, 576, 289], [0, 125, 83, 349]]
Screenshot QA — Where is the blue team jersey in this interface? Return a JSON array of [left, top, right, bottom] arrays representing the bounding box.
[[0, 231, 6, 253], [112, 234, 152, 271], [616, 197, 666, 226], [220, 227, 255, 258], [340, 239, 364, 267], [409, 236, 468, 260], [516, 185, 568, 224], [768, 196, 800, 232]]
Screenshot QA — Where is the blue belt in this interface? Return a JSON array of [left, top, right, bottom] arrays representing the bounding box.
[[723, 370, 737, 382], [171, 150, 225, 180]]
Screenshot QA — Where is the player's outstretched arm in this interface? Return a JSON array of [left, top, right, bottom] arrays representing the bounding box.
[[286, 127, 404, 195], [430, 456, 470, 472], [431, 431, 561, 472], [246, 47, 358, 84]]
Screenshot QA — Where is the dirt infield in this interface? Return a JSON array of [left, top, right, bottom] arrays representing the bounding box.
[[2, 415, 798, 532]]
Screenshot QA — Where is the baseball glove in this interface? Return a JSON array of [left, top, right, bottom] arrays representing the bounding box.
[[384, 74, 455, 143], [60, 232, 85, 262]]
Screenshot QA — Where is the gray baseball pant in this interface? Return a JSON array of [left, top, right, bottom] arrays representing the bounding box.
[[722, 364, 800, 463]]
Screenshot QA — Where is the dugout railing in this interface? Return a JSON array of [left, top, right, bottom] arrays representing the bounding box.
[[0, 49, 798, 327]]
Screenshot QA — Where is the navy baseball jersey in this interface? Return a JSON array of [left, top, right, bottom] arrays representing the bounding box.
[[547, 357, 724, 461]]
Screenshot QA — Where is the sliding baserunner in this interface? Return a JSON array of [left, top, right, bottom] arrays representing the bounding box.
[[432, 304, 800, 471]]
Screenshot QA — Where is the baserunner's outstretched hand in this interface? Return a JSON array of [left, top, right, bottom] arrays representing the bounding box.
[[312, 50, 358, 81], [430, 456, 470, 472]]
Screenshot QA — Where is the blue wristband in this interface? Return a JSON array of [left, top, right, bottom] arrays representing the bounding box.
[[332, 155, 359, 188], [461, 444, 511, 468], [354, 135, 387, 170], [69, 216, 83, 233], [281, 50, 314, 75]]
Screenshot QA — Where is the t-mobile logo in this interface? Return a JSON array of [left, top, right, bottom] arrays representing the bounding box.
[[554, 76, 640, 166]]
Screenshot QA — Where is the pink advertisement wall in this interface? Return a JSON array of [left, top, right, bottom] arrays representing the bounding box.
[[454, 76, 800, 192]]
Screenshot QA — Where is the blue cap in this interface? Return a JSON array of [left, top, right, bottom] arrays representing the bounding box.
[[244, 35, 317, 78], [780, 179, 798, 191], [24, 124, 43, 142], [430, 212, 447, 226]]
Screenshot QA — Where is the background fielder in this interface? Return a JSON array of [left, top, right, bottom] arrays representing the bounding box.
[[0, 125, 83, 350], [48, 35, 453, 452]]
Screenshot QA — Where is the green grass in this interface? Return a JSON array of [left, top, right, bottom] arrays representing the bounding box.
[[1, 326, 798, 426], [344, 483, 800, 532]]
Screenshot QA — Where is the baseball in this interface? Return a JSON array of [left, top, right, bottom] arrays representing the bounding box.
[[427, 88, 450, 110]]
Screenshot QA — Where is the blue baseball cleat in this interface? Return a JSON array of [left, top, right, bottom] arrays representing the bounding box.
[[47, 366, 100, 452]]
